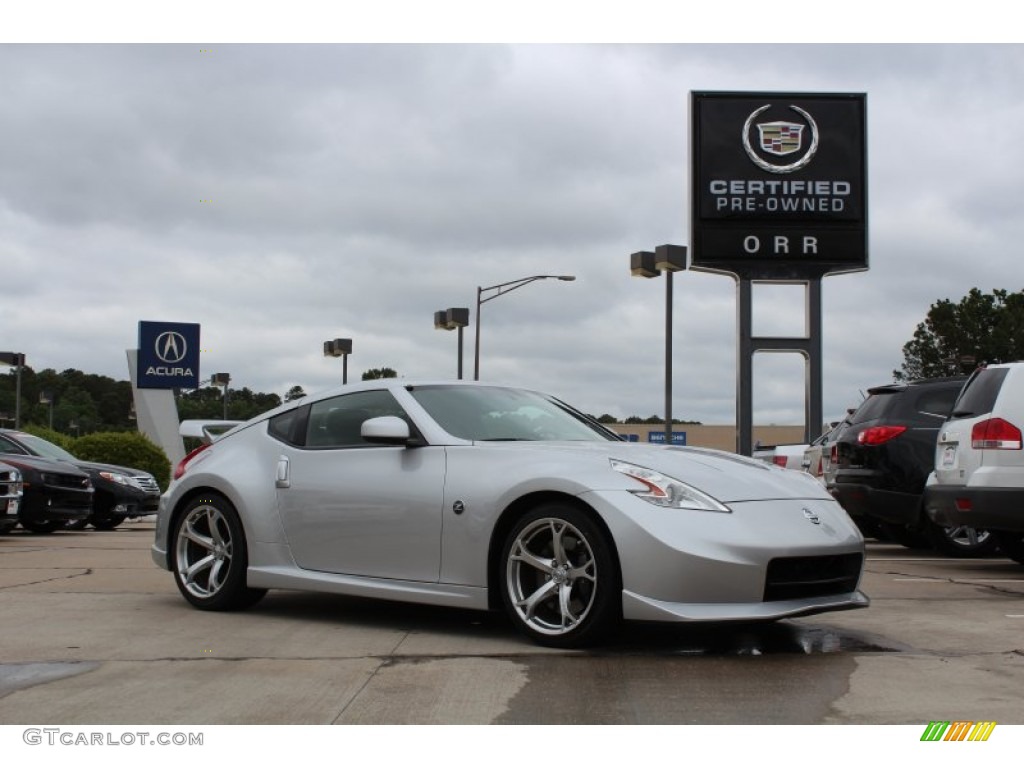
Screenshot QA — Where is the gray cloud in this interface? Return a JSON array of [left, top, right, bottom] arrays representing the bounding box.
[[1, 43, 1021, 433]]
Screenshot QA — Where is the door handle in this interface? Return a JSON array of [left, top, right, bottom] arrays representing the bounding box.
[[275, 456, 290, 489]]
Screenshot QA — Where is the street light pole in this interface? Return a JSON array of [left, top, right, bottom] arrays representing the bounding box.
[[630, 246, 687, 445], [434, 308, 470, 379], [211, 373, 231, 420], [0, 353, 25, 429], [323, 338, 353, 384], [473, 275, 575, 381]]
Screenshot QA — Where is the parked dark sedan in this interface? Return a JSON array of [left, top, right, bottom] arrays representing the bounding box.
[[0, 430, 160, 530], [0, 453, 93, 533]]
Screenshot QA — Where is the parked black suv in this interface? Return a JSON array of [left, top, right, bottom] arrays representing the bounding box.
[[829, 376, 995, 556], [0, 429, 160, 530]]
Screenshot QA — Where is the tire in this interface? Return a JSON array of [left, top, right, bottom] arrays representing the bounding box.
[[170, 493, 266, 611], [20, 519, 64, 534], [992, 530, 1024, 565], [853, 516, 887, 542], [924, 521, 998, 558], [879, 521, 930, 550], [500, 504, 619, 648], [92, 514, 127, 531]]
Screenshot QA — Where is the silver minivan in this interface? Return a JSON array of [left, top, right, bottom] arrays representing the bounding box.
[[925, 362, 1024, 563]]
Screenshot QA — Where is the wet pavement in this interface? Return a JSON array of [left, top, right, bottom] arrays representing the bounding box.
[[0, 522, 1022, 724]]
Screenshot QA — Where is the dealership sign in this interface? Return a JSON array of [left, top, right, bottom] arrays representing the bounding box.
[[137, 321, 200, 389], [690, 91, 867, 278]]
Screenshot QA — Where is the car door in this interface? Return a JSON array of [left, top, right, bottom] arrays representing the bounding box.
[[274, 389, 446, 582]]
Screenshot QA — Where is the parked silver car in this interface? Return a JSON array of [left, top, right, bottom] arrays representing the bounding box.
[[152, 381, 868, 647]]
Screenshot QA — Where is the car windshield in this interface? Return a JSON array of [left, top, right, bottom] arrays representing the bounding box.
[[14, 433, 78, 462], [408, 385, 619, 442]]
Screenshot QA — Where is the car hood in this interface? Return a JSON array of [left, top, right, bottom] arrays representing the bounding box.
[[0, 453, 90, 477], [473, 441, 832, 503], [71, 460, 152, 478]]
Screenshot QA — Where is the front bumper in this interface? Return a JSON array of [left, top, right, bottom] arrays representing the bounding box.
[[925, 486, 1024, 532], [580, 490, 869, 623], [19, 488, 93, 522]]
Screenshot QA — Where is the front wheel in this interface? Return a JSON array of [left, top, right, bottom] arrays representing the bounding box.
[[500, 504, 619, 648], [171, 493, 266, 611], [992, 530, 1024, 565]]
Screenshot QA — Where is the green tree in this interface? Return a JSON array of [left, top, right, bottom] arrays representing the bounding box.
[[362, 367, 398, 380], [284, 385, 307, 402], [896, 288, 1024, 380]]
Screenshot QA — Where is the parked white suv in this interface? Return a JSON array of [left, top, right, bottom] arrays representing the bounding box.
[[924, 362, 1024, 563]]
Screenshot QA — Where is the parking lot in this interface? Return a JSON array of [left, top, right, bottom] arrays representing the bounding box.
[[1, 519, 1022, 725]]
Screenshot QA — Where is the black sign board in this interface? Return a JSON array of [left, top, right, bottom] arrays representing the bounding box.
[[137, 321, 201, 390], [690, 91, 867, 279]]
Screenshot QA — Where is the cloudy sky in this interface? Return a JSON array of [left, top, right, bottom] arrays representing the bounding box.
[[3, 10, 1021, 432]]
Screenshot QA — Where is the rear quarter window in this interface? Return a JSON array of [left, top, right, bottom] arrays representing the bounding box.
[[950, 368, 1010, 420]]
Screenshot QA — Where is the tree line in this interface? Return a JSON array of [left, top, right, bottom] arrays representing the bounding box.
[[896, 288, 1024, 380], [0, 367, 296, 434]]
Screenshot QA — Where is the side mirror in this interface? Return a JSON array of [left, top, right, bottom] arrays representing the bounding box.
[[361, 416, 413, 446]]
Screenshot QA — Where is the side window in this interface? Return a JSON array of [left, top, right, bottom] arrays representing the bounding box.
[[0, 435, 28, 454], [916, 386, 962, 420], [306, 390, 411, 448], [268, 405, 309, 446]]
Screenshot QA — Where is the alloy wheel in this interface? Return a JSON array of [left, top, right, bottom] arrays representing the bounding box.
[[505, 516, 599, 637], [175, 504, 235, 600]]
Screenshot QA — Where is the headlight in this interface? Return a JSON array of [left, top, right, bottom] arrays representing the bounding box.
[[98, 471, 140, 488], [610, 459, 731, 512]]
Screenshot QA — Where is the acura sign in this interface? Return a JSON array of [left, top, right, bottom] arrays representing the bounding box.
[[137, 321, 200, 389], [691, 91, 867, 279]]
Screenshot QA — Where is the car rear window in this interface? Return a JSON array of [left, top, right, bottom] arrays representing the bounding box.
[[913, 385, 962, 420], [848, 392, 899, 425], [950, 367, 1009, 420]]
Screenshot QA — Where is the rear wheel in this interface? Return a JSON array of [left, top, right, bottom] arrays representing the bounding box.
[[92, 513, 127, 531], [171, 493, 266, 611], [500, 504, 619, 648], [992, 530, 1024, 564], [20, 519, 65, 534], [925, 521, 997, 557], [879, 521, 930, 550]]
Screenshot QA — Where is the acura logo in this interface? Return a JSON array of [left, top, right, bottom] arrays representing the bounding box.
[[742, 104, 819, 174], [155, 331, 187, 364]]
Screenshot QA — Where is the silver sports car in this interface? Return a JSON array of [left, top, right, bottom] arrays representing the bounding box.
[[153, 381, 868, 647]]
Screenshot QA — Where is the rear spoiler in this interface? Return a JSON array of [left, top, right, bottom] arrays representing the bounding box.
[[179, 420, 244, 445]]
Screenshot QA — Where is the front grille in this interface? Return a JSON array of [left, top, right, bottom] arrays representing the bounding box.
[[133, 475, 160, 494], [763, 553, 863, 602], [41, 472, 91, 490], [0, 468, 21, 502]]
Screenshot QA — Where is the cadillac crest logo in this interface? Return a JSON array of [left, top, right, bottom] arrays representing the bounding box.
[[742, 104, 819, 174]]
